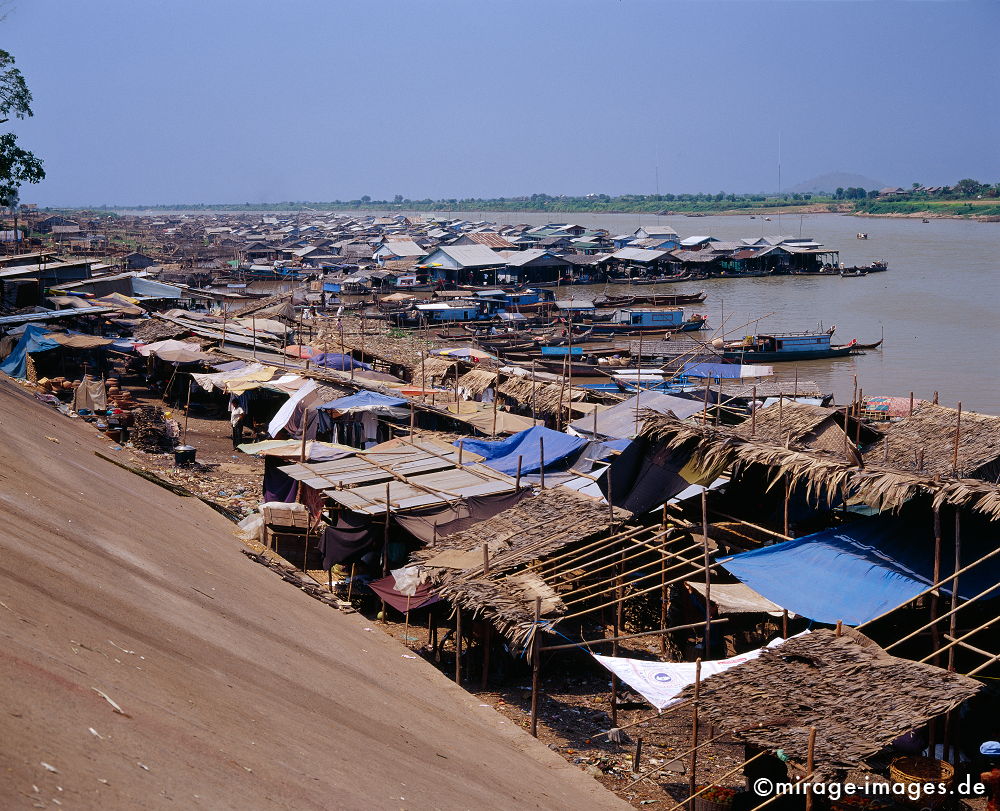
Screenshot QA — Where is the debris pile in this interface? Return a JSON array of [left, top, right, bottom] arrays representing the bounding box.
[[130, 405, 176, 453]]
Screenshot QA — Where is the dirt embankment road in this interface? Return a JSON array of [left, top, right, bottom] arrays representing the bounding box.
[[0, 380, 626, 810]]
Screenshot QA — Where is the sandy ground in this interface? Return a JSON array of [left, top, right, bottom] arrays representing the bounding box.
[[0, 379, 628, 810]]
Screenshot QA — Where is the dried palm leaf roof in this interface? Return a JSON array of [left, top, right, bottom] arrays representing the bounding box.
[[864, 402, 1000, 478], [642, 413, 1000, 521], [733, 402, 880, 451], [496, 378, 587, 417], [678, 628, 981, 774], [412, 488, 629, 647], [408, 356, 458, 387], [454, 368, 498, 398]]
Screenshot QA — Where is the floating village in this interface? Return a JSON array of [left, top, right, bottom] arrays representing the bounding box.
[[1, 209, 998, 809]]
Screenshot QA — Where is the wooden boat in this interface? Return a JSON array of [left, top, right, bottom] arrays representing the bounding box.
[[722, 332, 859, 362], [841, 268, 869, 277], [854, 338, 883, 350], [589, 308, 708, 336], [633, 291, 707, 306], [856, 233, 869, 240]]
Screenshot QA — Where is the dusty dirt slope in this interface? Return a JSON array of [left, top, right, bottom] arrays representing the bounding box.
[[0, 381, 626, 810]]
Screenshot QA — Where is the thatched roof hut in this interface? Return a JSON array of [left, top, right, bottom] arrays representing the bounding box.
[[863, 402, 1000, 479], [677, 629, 981, 774], [408, 356, 459, 388], [733, 402, 879, 453], [412, 488, 629, 647], [496, 377, 587, 418], [455, 368, 498, 400], [641, 413, 1000, 522]]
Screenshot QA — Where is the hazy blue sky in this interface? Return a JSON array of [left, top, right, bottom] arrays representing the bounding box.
[[7, 0, 999, 206]]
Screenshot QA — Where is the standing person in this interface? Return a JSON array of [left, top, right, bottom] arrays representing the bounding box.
[[981, 742, 1000, 811]]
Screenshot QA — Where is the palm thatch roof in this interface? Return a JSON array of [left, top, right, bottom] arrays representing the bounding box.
[[677, 628, 981, 774], [863, 402, 1000, 479], [642, 413, 1000, 521], [455, 368, 498, 399], [733, 402, 880, 454], [408, 356, 459, 387], [496, 378, 587, 418], [412, 488, 629, 648]]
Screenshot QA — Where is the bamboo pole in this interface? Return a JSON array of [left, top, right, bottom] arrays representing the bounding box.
[[804, 727, 816, 811], [947, 511, 961, 671], [539, 618, 730, 652], [931, 506, 943, 663], [952, 402, 963, 473], [687, 659, 702, 809], [539, 437, 545, 489], [455, 606, 462, 683], [515, 455, 523, 491], [923, 615, 1000, 663], [885, 578, 1000, 651], [530, 596, 541, 737], [559, 541, 702, 604], [701, 488, 712, 656]]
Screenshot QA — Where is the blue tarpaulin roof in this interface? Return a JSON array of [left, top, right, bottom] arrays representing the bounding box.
[[317, 390, 407, 411], [455, 425, 587, 475], [0, 324, 60, 379], [720, 513, 1000, 626], [309, 352, 372, 372]]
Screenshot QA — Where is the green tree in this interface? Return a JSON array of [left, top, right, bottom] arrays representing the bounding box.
[[954, 178, 984, 197], [0, 49, 44, 207]]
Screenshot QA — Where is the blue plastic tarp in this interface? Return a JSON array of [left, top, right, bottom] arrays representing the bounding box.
[[684, 362, 750, 379], [455, 425, 587, 475], [309, 352, 372, 372], [720, 513, 1000, 625], [0, 324, 60, 379], [317, 390, 407, 411]]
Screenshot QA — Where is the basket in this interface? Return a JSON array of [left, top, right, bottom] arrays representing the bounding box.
[[889, 756, 954, 806], [694, 785, 736, 811]]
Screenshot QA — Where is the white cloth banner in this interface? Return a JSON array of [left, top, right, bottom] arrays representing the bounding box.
[[592, 634, 805, 711], [267, 379, 318, 437]]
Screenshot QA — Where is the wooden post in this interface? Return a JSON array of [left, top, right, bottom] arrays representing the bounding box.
[[782, 608, 789, 638], [458, 440, 464, 466], [491, 383, 498, 437], [481, 542, 491, 690], [952, 402, 962, 474], [515, 455, 523, 491], [931, 506, 943, 663], [182, 378, 193, 445], [420, 350, 426, 403], [908, 391, 914, 416], [531, 360, 537, 425], [687, 659, 702, 809], [948, 511, 961, 672], [633, 737, 643, 775], [855, 388, 863, 446], [805, 727, 816, 811], [380, 483, 390, 621], [783, 474, 791, 538], [635, 331, 643, 433], [750, 385, 757, 436], [455, 606, 463, 684], [933, 391, 939, 405], [539, 437, 545, 489], [836, 619, 843, 637], [702, 382, 709, 424], [251, 317, 257, 359], [611, 551, 623, 727], [221, 307, 228, 351], [701, 488, 712, 657], [659, 555, 668, 655], [530, 596, 541, 737]]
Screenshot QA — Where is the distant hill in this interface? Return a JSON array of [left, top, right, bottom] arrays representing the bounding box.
[[789, 172, 887, 195]]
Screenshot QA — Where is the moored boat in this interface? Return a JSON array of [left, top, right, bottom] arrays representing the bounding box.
[[720, 331, 859, 362], [588, 307, 708, 336]]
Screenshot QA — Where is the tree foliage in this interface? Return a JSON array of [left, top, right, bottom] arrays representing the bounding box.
[[0, 48, 44, 206]]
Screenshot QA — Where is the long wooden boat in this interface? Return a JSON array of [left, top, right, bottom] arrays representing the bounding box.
[[721, 332, 860, 362]]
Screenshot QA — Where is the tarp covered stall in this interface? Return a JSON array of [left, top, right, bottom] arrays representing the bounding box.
[[317, 390, 408, 416], [0, 324, 60, 378], [683, 362, 774, 380], [720, 513, 1000, 625], [455, 425, 587, 475]]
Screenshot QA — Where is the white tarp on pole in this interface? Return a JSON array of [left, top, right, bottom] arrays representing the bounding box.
[[592, 633, 806, 710]]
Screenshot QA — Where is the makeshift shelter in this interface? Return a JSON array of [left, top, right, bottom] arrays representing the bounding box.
[[316, 390, 409, 447], [442, 401, 537, 436], [456, 425, 588, 475], [309, 353, 372, 372], [454, 368, 498, 401], [0, 324, 60, 378], [412, 488, 630, 647], [676, 628, 982, 774]]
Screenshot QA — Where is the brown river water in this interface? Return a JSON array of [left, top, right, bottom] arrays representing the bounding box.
[[418, 211, 1000, 414]]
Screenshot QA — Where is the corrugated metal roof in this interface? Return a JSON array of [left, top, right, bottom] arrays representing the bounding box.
[[610, 248, 669, 262]]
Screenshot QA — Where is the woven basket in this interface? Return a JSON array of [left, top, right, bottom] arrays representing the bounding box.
[[693, 798, 732, 811], [889, 756, 954, 805]]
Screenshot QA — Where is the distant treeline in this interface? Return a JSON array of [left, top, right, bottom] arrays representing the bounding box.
[[47, 178, 1000, 216]]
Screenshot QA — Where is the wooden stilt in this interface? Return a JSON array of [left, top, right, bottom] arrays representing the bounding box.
[[782, 609, 789, 639], [805, 727, 816, 811], [687, 659, 702, 809], [455, 606, 463, 684], [931, 506, 943, 664], [952, 403, 963, 474], [701, 488, 712, 657], [947, 511, 961, 672], [633, 737, 643, 775], [539, 437, 545, 489], [515, 455, 523, 491], [530, 596, 541, 737]]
